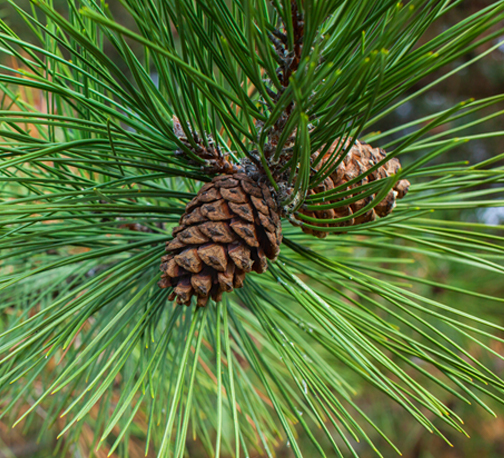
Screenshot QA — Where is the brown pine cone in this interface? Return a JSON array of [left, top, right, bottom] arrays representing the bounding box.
[[158, 173, 282, 306], [299, 139, 410, 238]]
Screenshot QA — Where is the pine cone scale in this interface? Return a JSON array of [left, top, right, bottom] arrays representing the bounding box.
[[174, 248, 202, 273], [228, 242, 254, 272], [228, 202, 255, 222], [198, 187, 221, 202], [199, 221, 236, 243], [230, 220, 260, 247], [220, 186, 248, 203], [250, 195, 270, 215], [191, 270, 212, 296], [177, 226, 209, 244], [200, 200, 233, 220], [198, 243, 228, 272]]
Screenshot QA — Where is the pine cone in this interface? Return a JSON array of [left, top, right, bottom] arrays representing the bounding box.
[[158, 173, 282, 306], [299, 139, 410, 238]]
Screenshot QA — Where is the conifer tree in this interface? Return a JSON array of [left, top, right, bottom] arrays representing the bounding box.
[[1, 1, 504, 457]]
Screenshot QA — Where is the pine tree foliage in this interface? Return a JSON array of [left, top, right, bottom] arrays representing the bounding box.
[[0, 0, 504, 456]]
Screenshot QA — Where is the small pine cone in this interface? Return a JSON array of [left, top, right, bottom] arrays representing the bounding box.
[[299, 139, 410, 238], [159, 173, 282, 306]]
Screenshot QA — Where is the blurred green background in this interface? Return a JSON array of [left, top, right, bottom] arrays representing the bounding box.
[[1, 0, 504, 457]]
